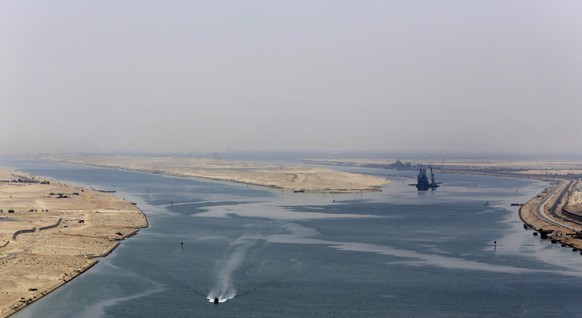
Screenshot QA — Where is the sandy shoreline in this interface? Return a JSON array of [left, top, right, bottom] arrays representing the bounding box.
[[48, 156, 390, 193], [0, 169, 147, 317], [5, 156, 580, 316], [518, 180, 582, 249], [0, 157, 386, 316]]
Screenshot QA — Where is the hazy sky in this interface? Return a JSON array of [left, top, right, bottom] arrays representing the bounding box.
[[1, 1, 581, 156]]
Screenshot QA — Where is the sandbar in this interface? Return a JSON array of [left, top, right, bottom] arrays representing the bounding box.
[[49, 156, 390, 193]]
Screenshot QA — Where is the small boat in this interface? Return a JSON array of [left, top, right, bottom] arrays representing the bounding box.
[[214, 297, 219, 304], [293, 189, 305, 193]]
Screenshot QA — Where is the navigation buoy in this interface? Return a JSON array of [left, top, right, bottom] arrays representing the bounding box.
[[214, 297, 219, 304]]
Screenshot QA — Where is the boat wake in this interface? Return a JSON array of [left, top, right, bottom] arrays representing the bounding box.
[[207, 236, 259, 303]]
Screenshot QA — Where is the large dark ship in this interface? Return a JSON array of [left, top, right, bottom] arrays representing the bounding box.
[[415, 167, 440, 191]]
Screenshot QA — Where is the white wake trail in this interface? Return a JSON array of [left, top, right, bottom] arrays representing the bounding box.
[[207, 237, 258, 303]]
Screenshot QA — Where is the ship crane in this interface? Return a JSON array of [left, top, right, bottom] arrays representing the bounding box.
[[412, 166, 441, 191]]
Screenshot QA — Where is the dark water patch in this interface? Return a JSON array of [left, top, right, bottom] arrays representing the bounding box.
[[167, 200, 263, 215]]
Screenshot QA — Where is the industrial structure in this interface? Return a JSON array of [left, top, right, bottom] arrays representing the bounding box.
[[415, 167, 440, 191]]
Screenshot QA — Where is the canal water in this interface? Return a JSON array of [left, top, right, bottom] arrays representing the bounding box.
[[4, 159, 582, 317]]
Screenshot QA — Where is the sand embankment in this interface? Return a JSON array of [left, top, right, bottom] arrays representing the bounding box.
[[52, 156, 390, 193], [519, 180, 582, 250], [0, 169, 147, 317]]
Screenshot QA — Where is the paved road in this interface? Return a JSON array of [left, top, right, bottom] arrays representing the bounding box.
[[534, 180, 577, 231]]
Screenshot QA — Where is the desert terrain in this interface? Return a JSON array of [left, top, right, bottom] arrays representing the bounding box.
[[48, 156, 390, 193], [6, 155, 582, 317], [0, 169, 147, 317]]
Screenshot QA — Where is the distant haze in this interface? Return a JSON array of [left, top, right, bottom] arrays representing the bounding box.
[[1, 1, 581, 156]]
